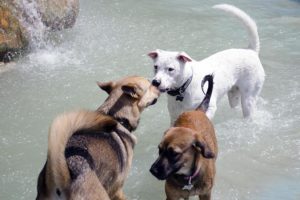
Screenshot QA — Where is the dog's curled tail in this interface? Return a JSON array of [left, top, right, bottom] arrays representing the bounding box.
[[47, 110, 116, 191], [213, 4, 260, 53], [197, 74, 214, 112]]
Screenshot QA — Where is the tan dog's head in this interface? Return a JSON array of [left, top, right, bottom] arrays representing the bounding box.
[[150, 127, 215, 180], [97, 76, 160, 131]]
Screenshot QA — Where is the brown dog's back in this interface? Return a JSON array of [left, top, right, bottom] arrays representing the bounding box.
[[174, 74, 217, 155], [174, 111, 217, 158]]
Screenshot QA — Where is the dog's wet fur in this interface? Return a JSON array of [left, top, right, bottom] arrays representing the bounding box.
[[150, 75, 217, 200], [36, 76, 160, 200]]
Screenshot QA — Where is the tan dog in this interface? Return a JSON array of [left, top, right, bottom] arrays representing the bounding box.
[[36, 76, 160, 200], [150, 75, 217, 200]]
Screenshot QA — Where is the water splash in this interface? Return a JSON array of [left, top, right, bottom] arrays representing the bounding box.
[[16, 0, 48, 49]]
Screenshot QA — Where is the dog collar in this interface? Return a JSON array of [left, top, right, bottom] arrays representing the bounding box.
[[115, 117, 135, 132], [167, 74, 193, 101], [182, 176, 194, 191], [99, 110, 135, 132], [182, 171, 200, 191], [181, 161, 201, 191]]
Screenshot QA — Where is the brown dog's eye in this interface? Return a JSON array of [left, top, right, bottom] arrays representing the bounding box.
[[167, 150, 181, 163], [167, 148, 179, 157]]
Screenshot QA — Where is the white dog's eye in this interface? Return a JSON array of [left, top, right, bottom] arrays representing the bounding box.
[[154, 65, 158, 70], [168, 68, 174, 72]]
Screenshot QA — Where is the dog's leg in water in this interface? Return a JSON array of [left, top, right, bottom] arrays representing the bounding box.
[[241, 94, 257, 118], [205, 97, 217, 120], [228, 86, 241, 108], [198, 193, 211, 200], [69, 170, 110, 200], [112, 189, 126, 200]]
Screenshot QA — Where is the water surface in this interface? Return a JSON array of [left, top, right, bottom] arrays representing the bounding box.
[[0, 0, 300, 199]]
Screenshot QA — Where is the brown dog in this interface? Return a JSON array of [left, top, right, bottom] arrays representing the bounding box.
[[150, 75, 217, 200], [36, 76, 160, 200]]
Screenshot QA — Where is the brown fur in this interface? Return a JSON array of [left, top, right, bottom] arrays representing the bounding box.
[[150, 75, 217, 200], [166, 111, 217, 200], [36, 76, 160, 200]]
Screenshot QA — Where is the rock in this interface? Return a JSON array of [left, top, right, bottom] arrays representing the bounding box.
[[36, 0, 79, 30], [0, 0, 79, 62], [0, 2, 28, 62]]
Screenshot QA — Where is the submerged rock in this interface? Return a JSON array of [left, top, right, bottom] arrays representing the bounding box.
[[0, 0, 79, 62]]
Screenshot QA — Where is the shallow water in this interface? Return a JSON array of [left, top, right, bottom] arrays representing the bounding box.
[[1, 0, 300, 199]]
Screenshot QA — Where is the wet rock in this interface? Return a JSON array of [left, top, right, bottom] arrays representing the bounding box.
[[0, 3, 28, 62], [0, 0, 79, 62], [37, 0, 79, 30]]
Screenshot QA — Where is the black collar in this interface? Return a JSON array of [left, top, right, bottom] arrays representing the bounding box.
[[167, 74, 193, 101], [98, 110, 135, 132], [115, 117, 135, 132]]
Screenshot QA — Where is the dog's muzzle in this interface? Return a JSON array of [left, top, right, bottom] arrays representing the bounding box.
[[150, 163, 167, 180]]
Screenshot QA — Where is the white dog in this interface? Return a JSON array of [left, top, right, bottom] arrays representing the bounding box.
[[148, 4, 265, 124]]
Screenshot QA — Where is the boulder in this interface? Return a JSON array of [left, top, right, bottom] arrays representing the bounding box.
[[0, 2, 28, 62], [36, 0, 79, 30]]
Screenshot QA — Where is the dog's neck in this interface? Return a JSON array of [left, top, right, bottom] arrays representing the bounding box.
[[97, 108, 136, 133], [178, 63, 193, 88], [113, 117, 135, 132], [172, 153, 204, 188], [167, 64, 193, 101]]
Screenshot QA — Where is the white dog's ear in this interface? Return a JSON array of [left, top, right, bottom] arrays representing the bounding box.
[[177, 52, 192, 63], [148, 50, 159, 59]]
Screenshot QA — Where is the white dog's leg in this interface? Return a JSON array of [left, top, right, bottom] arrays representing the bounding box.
[[240, 76, 264, 118], [241, 94, 257, 118], [228, 86, 241, 108], [206, 98, 217, 120]]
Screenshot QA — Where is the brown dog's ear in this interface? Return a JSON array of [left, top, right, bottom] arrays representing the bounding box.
[[122, 83, 143, 99], [97, 81, 115, 94], [177, 52, 192, 63], [193, 141, 215, 159]]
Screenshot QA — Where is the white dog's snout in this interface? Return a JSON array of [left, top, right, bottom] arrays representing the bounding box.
[[152, 79, 161, 87]]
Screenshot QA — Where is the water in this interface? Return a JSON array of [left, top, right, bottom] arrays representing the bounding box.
[[1, 0, 300, 199]]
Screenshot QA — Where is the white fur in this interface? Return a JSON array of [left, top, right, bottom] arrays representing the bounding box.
[[149, 4, 265, 124]]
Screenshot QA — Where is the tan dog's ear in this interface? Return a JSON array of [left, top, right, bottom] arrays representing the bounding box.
[[121, 83, 143, 99], [138, 85, 160, 108], [97, 81, 115, 94], [177, 52, 192, 63], [193, 141, 215, 159]]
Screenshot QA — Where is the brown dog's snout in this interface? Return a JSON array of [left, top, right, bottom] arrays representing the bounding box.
[[149, 164, 159, 177], [152, 79, 161, 87], [150, 160, 166, 180], [150, 155, 182, 181]]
